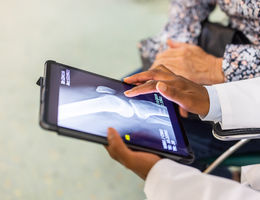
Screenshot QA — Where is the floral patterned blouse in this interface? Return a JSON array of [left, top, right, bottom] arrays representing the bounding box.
[[139, 0, 260, 82]]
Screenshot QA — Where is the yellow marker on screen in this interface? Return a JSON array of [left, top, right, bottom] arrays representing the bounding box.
[[125, 134, 130, 141]]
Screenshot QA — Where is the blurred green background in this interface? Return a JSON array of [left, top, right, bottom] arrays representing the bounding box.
[[0, 0, 227, 199], [0, 0, 169, 199]]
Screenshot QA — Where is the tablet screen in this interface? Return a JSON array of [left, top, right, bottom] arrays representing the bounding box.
[[47, 63, 190, 157]]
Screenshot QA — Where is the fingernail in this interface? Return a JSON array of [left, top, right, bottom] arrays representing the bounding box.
[[124, 90, 132, 96], [123, 77, 130, 82], [157, 82, 167, 92]]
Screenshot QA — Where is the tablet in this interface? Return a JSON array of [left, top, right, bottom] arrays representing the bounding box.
[[38, 61, 194, 163]]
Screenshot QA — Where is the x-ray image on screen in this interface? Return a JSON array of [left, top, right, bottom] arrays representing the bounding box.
[[57, 68, 186, 154], [59, 85, 172, 126]]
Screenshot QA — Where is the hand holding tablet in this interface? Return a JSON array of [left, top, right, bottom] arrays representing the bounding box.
[[37, 61, 194, 163], [105, 127, 161, 180]]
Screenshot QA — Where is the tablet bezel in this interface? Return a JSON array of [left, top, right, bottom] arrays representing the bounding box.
[[39, 60, 194, 164]]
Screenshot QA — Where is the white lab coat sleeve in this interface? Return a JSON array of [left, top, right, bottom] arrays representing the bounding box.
[[214, 77, 260, 129], [241, 164, 260, 191], [144, 159, 260, 200]]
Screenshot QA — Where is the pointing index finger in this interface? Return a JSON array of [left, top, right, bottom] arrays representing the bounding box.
[[124, 80, 158, 97], [124, 66, 174, 84]]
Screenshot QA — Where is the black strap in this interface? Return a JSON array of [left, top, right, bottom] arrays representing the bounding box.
[[198, 21, 251, 57], [213, 123, 260, 137]]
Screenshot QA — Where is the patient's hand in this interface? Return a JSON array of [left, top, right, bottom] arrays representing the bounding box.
[[151, 40, 224, 85], [105, 128, 161, 180], [124, 65, 210, 117]]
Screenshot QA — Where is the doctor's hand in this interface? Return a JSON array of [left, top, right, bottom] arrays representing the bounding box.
[[151, 40, 224, 85], [124, 65, 210, 117], [105, 128, 161, 180]]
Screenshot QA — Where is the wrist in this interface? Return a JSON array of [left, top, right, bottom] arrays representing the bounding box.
[[216, 58, 224, 83], [126, 152, 161, 180], [209, 57, 225, 84], [200, 86, 210, 117]]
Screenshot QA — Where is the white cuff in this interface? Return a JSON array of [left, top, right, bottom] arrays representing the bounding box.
[[200, 86, 222, 123]]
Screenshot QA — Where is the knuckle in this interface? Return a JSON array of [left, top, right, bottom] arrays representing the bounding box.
[[167, 85, 177, 97], [143, 70, 156, 80], [172, 77, 185, 89], [149, 69, 157, 79], [155, 64, 167, 71], [147, 80, 157, 87], [153, 64, 167, 73]]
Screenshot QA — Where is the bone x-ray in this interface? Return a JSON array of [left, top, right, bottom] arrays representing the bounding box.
[[57, 67, 189, 156]]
